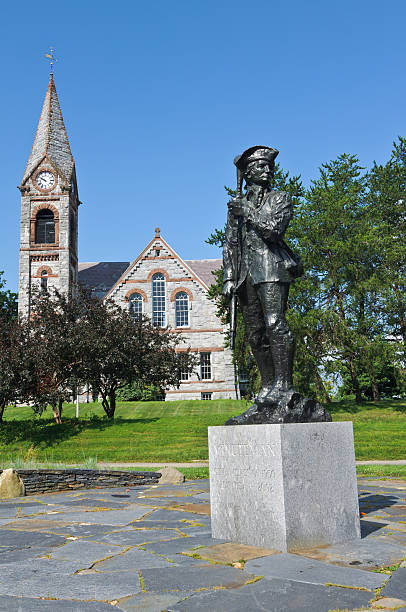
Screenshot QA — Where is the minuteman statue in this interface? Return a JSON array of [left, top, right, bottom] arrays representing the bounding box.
[[223, 145, 331, 425]]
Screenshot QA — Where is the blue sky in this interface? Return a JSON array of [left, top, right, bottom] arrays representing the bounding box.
[[1, 0, 405, 292]]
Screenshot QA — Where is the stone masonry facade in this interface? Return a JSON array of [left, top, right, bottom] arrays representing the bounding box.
[[102, 229, 236, 401], [18, 75, 79, 317]]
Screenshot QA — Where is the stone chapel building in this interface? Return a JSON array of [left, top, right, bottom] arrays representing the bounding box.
[[18, 75, 236, 401]]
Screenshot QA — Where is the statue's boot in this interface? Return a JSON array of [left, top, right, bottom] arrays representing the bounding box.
[[225, 402, 262, 425], [260, 332, 295, 404], [252, 344, 274, 404], [225, 345, 273, 425]]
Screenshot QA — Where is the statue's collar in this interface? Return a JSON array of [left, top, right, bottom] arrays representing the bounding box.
[[246, 185, 272, 206]]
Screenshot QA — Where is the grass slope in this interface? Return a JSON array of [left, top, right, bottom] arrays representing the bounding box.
[[0, 399, 405, 464]]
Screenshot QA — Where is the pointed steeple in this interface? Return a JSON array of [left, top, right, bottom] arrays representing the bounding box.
[[21, 74, 75, 186]]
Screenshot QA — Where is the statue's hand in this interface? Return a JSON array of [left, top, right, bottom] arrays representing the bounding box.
[[222, 280, 234, 299], [227, 196, 245, 217]]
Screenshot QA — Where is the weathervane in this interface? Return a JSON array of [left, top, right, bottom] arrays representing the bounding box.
[[44, 46, 58, 74]]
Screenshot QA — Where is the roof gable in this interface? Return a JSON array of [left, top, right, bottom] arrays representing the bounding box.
[[104, 230, 220, 300]]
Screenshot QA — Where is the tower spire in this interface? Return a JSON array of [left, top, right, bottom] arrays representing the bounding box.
[[20, 72, 74, 188]]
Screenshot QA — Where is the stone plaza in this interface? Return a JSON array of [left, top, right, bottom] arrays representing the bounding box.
[[0, 477, 405, 611]]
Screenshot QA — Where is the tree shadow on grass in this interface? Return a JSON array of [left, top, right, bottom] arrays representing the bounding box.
[[0, 416, 160, 449]]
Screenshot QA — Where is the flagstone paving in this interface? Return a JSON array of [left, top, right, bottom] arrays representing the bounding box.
[[0, 478, 404, 611]]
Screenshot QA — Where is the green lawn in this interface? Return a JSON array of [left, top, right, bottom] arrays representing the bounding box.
[[0, 398, 405, 465]]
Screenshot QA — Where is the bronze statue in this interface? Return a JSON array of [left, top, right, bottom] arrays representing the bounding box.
[[223, 145, 331, 425]]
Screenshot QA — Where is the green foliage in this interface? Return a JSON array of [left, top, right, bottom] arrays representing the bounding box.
[[208, 142, 406, 403], [5, 287, 197, 423], [116, 382, 161, 402], [0, 272, 17, 321]]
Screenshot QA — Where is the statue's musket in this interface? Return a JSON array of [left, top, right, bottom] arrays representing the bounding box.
[[229, 166, 244, 351], [230, 289, 237, 350]]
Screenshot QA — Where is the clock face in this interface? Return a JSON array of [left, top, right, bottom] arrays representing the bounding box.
[[36, 170, 55, 190]]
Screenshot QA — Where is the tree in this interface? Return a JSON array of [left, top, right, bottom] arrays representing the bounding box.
[[208, 149, 406, 403], [367, 137, 406, 372], [24, 290, 86, 423], [0, 316, 32, 422], [22, 288, 197, 421], [78, 295, 197, 418], [0, 272, 17, 321]]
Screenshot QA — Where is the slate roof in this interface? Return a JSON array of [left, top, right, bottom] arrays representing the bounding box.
[[184, 259, 222, 287], [21, 74, 75, 185], [78, 262, 130, 298], [78, 259, 222, 298]]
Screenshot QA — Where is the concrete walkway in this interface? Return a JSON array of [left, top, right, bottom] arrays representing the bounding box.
[[0, 478, 405, 610]]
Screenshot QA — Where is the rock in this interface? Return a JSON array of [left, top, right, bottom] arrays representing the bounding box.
[[157, 467, 185, 484], [225, 389, 331, 425], [0, 468, 25, 499]]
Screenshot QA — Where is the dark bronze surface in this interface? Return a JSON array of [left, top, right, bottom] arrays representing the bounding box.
[[223, 145, 331, 425]]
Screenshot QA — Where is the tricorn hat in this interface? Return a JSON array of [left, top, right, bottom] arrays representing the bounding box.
[[234, 145, 279, 171]]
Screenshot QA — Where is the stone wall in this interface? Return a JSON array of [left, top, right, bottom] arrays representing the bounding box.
[[0, 469, 160, 496], [108, 235, 236, 400]]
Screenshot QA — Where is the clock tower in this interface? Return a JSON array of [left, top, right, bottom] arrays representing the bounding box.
[[18, 74, 80, 316]]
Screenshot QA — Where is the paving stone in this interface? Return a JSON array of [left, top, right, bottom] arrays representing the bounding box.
[[372, 597, 406, 609], [89, 528, 182, 546], [168, 502, 211, 515], [138, 508, 208, 522], [380, 568, 406, 601], [0, 529, 65, 549], [167, 575, 373, 611], [244, 552, 387, 590], [26, 505, 151, 525], [294, 537, 406, 569], [0, 570, 142, 600], [135, 497, 185, 508], [0, 595, 114, 611], [117, 591, 193, 612], [0, 504, 55, 518], [194, 542, 279, 564], [142, 534, 227, 557], [0, 546, 56, 565], [1, 558, 84, 577], [50, 540, 127, 566], [93, 546, 176, 571], [56, 498, 128, 509], [138, 489, 198, 499], [141, 565, 256, 592]]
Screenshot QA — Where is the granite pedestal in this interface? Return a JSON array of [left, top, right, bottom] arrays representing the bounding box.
[[208, 422, 361, 552]]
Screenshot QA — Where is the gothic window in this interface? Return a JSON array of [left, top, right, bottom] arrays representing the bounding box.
[[35, 209, 55, 244], [129, 293, 143, 320], [175, 291, 189, 327], [200, 352, 212, 380], [40, 270, 48, 295], [152, 273, 166, 327]]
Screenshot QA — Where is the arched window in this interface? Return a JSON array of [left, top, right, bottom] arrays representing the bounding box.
[[129, 293, 143, 320], [175, 291, 189, 327], [35, 209, 55, 244], [40, 270, 48, 295], [152, 273, 166, 327]]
